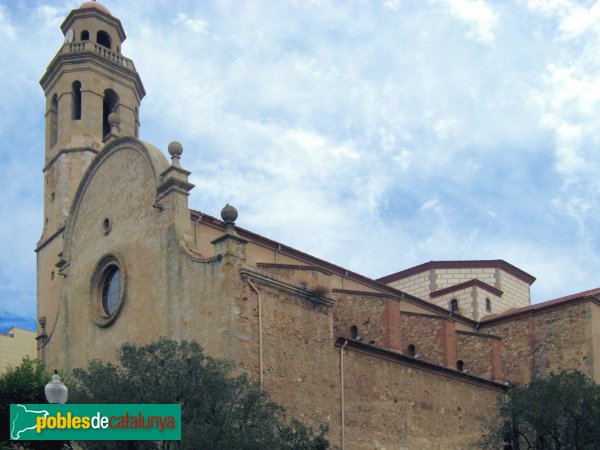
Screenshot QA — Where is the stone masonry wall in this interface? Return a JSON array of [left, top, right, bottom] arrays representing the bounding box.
[[342, 347, 503, 449], [332, 292, 387, 346], [456, 331, 502, 380], [480, 317, 532, 384], [235, 278, 340, 436], [481, 302, 594, 384], [400, 312, 455, 366], [387, 271, 431, 299], [532, 302, 592, 379], [433, 268, 497, 291], [497, 271, 530, 310], [431, 287, 475, 318], [592, 304, 600, 383], [385, 266, 531, 317]]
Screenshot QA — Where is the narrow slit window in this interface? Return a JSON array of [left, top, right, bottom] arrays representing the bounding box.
[[72, 81, 81, 120], [485, 298, 492, 312], [50, 94, 58, 147]]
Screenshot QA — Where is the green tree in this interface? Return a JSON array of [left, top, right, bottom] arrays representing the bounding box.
[[481, 371, 600, 450], [71, 338, 329, 450], [0, 357, 72, 450]]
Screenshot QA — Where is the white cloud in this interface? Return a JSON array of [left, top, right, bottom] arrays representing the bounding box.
[[175, 13, 209, 34], [436, 0, 498, 44], [433, 117, 460, 139], [526, 0, 572, 16], [420, 197, 441, 213], [0, 4, 16, 39], [558, 3, 600, 40], [382, 0, 404, 12]]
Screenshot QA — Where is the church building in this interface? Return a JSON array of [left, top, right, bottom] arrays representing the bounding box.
[[36, 2, 600, 448]]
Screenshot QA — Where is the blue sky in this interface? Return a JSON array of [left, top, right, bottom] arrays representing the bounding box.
[[1, 0, 599, 332]]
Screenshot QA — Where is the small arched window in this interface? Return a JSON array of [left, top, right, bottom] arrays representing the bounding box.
[[407, 344, 416, 357], [72, 81, 81, 120], [97, 30, 111, 49], [103, 89, 119, 137], [450, 298, 459, 312], [456, 360, 464, 371], [485, 298, 492, 312], [81, 30, 89, 41], [350, 325, 358, 340], [50, 94, 58, 147]]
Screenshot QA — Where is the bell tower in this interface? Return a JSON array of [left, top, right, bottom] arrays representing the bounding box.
[[37, 0, 145, 345]]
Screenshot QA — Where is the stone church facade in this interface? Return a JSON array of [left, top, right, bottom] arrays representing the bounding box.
[[36, 2, 600, 449]]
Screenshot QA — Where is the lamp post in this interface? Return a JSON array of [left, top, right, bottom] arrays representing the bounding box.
[[44, 370, 68, 404]]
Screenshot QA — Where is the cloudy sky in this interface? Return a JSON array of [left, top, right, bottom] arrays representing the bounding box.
[[1, 0, 599, 332]]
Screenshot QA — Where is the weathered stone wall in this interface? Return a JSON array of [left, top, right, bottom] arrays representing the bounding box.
[[592, 304, 600, 383], [36, 234, 63, 345], [44, 142, 240, 371], [342, 345, 503, 449], [532, 303, 592, 379], [400, 312, 455, 366], [235, 278, 339, 436], [456, 331, 502, 380], [480, 317, 532, 383], [332, 291, 387, 346], [257, 264, 333, 296], [481, 302, 594, 384]]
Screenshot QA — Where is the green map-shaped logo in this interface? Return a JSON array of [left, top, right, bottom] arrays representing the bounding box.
[[10, 404, 49, 440]]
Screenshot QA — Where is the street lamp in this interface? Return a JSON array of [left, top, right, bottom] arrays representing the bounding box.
[[44, 370, 68, 404]]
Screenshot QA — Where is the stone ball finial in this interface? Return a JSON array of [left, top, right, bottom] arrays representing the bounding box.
[[221, 203, 238, 224], [108, 111, 121, 126], [168, 141, 183, 158]]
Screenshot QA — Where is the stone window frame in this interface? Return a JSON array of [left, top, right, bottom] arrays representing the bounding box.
[[90, 254, 127, 327]]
